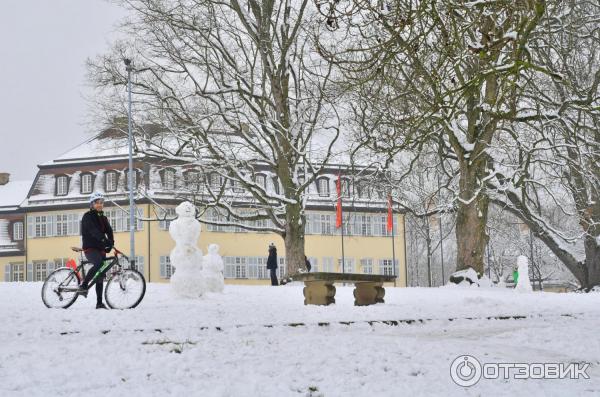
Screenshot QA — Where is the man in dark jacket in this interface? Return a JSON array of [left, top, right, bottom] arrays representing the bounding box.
[[267, 243, 278, 286], [78, 192, 114, 309]]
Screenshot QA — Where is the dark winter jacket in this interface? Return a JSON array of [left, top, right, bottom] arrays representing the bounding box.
[[267, 250, 278, 270], [81, 209, 114, 252], [305, 257, 311, 272]]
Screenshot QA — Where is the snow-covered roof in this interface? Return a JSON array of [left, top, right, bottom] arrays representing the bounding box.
[[40, 134, 143, 166], [0, 180, 32, 210]]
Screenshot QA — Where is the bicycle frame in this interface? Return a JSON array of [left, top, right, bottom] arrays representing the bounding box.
[[57, 248, 129, 293]]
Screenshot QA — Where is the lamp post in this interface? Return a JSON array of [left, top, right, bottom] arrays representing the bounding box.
[[124, 58, 136, 270]]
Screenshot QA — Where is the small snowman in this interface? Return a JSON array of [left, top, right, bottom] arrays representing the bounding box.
[[203, 244, 225, 293], [515, 255, 533, 293], [169, 201, 205, 298]]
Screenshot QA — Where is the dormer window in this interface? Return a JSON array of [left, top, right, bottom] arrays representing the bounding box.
[[232, 179, 244, 193], [105, 171, 118, 192], [56, 175, 69, 196], [255, 174, 266, 189], [272, 177, 280, 194], [317, 178, 330, 197], [13, 222, 23, 241], [125, 169, 140, 191], [210, 173, 224, 189], [163, 169, 176, 190], [184, 170, 201, 191], [81, 173, 93, 194]]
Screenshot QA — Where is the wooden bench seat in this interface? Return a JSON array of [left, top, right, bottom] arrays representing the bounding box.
[[289, 272, 397, 306]]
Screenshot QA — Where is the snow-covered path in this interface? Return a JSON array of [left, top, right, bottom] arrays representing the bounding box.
[[1, 283, 599, 396]]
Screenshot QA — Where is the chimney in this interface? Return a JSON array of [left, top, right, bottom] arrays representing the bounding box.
[[0, 173, 9, 186]]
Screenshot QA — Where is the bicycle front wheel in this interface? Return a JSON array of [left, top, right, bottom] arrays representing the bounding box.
[[41, 268, 80, 309], [104, 269, 146, 309]]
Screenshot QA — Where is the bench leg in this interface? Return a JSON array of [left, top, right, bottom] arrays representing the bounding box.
[[353, 282, 385, 306], [303, 281, 336, 305]]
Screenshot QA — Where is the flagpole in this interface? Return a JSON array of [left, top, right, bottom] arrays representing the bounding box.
[[339, 168, 345, 274], [389, 195, 396, 287]]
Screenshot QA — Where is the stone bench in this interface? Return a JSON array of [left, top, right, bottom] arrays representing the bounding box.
[[289, 272, 397, 306]]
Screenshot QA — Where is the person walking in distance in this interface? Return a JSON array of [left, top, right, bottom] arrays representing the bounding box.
[[267, 243, 279, 286], [78, 192, 114, 309]]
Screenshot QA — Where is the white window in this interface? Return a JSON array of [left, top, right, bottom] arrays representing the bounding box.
[[360, 258, 373, 274], [320, 214, 332, 235], [308, 257, 318, 272], [164, 169, 176, 190], [81, 174, 93, 194], [321, 257, 334, 272], [55, 214, 68, 236], [160, 256, 174, 278], [13, 222, 23, 241], [338, 258, 355, 273], [318, 178, 330, 197], [379, 259, 397, 276], [105, 208, 143, 233], [131, 256, 144, 276], [6, 263, 24, 282], [105, 172, 117, 192], [235, 257, 247, 278], [56, 176, 68, 196], [34, 215, 51, 238], [277, 257, 287, 279], [34, 261, 48, 281], [360, 215, 372, 236]]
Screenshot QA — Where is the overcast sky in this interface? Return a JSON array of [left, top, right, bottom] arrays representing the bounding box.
[[0, 0, 126, 182]]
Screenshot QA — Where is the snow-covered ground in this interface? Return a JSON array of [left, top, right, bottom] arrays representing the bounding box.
[[1, 283, 599, 396]]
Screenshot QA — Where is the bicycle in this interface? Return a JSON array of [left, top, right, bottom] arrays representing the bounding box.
[[41, 246, 146, 309]]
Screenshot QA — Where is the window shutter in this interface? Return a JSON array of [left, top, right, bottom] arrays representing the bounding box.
[[4, 264, 10, 282], [47, 215, 55, 237], [26, 263, 33, 281], [160, 256, 166, 278], [47, 261, 55, 273], [136, 256, 144, 276], [27, 216, 33, 238], [137, 208, 143, 231]]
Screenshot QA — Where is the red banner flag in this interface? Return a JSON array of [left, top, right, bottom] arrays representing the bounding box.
[[336, 172, 342, 228], [387, 195, 393, 233]]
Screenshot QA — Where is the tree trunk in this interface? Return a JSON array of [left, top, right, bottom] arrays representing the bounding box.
[[582, 235, 600, 289], [284, 203, 306, 276], [455, 167, 489, 275]]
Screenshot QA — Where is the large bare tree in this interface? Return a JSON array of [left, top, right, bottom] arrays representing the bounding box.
[[88, 0, 342, 274], [319, 0, 550, 275]]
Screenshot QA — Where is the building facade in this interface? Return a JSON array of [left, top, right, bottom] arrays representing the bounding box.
[[0, 136, 407, 286]]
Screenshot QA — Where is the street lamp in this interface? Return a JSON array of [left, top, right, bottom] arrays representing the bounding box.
[[124, 58, 136, 271]]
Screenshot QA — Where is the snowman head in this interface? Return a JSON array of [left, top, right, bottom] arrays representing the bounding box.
[[175, 201, 196, 218], [208, 243, 219, 255]]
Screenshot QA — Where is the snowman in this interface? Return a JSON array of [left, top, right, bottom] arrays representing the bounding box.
[[515, 255, 533, 293], [203, 244, 225, 293], [168, 201, 205, 298]]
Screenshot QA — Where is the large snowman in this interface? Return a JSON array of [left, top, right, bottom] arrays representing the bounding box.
[[203, 244, 225, 293], [169, 201, 205, 298]]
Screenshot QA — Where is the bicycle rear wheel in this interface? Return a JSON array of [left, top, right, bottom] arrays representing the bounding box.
[[41, 268, 80, 309], [104, 269, 146, 309]]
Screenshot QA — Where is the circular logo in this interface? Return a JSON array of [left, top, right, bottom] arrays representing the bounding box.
[[450, 355, 482, 387]]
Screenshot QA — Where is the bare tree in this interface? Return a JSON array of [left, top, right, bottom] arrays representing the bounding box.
[[88, 0, 346, 274], [318, 0, 552, 276], [487, 0, 600, 289]]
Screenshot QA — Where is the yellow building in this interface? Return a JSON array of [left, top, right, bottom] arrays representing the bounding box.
[[1, 136, 406, 286]]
